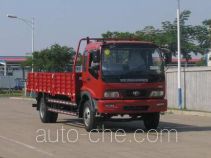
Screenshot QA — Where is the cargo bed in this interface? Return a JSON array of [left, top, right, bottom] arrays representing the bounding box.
[[27, 72, 82, 101]]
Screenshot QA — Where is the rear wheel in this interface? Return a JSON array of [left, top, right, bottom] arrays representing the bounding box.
[[83, 100, 96, 132], [143, 112, 160, 130], [39, 96, 58, 123]]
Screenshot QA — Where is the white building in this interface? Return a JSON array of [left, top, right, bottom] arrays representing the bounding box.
[[0, 56, 30, 89]]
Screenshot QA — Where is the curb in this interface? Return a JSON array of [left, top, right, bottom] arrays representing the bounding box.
[[9, 97, 36, 101], [167, 109, 211, 117]]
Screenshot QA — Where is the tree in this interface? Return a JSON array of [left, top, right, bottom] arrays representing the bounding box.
[[201, 19, 211, 49], [102, 31, 135, 39], [102, 10, 211, 60], [23, 44, 76, 72]]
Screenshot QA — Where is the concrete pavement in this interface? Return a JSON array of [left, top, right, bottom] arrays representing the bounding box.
[[0, 97, 211, 158]]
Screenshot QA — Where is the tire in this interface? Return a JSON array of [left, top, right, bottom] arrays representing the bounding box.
[[143, 112, 160, 130], [83, 100, 96, 132], [39, 96, 58, 123]]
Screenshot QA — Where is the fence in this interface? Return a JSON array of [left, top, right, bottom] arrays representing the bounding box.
[[166, 66, 211, 112], [0, 76, 16, 89]]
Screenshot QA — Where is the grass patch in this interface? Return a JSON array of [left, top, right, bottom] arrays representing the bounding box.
[[168, 107, 211, 114], [0, 89, 23, 97]]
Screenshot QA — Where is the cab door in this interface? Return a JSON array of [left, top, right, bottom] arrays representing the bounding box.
[[81, 50, 101, 98]]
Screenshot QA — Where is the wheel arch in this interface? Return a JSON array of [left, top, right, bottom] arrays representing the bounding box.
[[79, 91, 96, 118]]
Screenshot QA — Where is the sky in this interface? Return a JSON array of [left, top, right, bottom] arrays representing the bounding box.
[[0, 0, 211, 56]]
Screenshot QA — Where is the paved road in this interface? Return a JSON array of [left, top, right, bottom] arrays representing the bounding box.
[[0, 97, 211, 158]]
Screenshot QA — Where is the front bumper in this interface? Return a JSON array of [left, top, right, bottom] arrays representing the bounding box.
[[97, 99, 167, 114]]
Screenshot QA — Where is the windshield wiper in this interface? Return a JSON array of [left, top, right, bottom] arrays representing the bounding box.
[[124, 69, 163, 76], [123, 70, 148, 75], [102, 75, 121, 79]]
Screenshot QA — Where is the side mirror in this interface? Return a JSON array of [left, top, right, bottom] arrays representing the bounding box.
[[92, 50, 100, 63], [160, 48, 172, 65], [165, 52, 172, 64]]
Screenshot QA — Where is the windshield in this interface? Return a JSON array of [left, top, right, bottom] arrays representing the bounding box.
[[102, 44, 164, 83]]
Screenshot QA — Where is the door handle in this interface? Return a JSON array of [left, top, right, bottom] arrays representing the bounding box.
[[86, 77, 91, 81]]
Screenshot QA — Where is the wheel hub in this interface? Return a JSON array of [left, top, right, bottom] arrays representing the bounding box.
[[84, 107, 91, 127], [40, 100, 45, 118]]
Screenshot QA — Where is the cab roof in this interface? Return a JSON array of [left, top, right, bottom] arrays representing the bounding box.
[[85, 40, 157, 51]]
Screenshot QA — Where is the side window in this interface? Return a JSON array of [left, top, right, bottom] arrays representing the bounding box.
[[89, 50, 100, 79], [83, 51, 88, 72], [89, 50, 100, 67]]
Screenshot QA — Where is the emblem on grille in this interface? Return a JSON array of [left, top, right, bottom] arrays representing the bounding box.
[[132, 91, 140, 96]]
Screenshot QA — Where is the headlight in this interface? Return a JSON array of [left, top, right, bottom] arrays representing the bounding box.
[[150, 90, 164, 97], [104, 91, 120, 98]]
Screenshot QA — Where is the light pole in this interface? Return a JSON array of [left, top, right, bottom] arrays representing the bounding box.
[[177, 0, 182, 109], [7, 14, 34, 72]]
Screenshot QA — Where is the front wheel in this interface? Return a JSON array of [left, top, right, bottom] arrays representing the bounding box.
[[143, 112, 160, 130], [83, 100, 96, 132], [39, 96, 58, 123]]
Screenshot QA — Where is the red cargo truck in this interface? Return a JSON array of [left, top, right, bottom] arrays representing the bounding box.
[[27, 38, 169, 131]]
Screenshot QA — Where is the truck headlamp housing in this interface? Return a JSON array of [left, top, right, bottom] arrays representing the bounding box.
[[149, 90, 164, 97], [104, 91, 120, 98]]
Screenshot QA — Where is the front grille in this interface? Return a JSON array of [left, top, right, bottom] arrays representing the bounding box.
[[123, 106, 149, 111], [121, 89, 149, 98]]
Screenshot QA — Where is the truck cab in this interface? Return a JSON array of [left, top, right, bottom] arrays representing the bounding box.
[[78, 39, 167, 131]]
